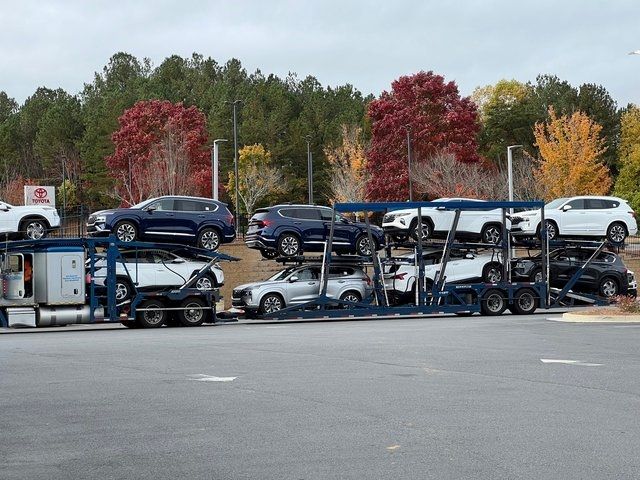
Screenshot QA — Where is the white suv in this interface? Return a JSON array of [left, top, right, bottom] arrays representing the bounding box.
[[382, 198, 504, 244], [511, 196, 637, 243], [383, 248, 503, 304], [0, 201, 60, 240]]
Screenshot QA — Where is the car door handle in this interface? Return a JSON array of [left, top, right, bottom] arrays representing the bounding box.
[[165, 213, 174, 217], [338, 280, 346, 283], [307, 282, 316, 285], [294, 222, 302, 225]]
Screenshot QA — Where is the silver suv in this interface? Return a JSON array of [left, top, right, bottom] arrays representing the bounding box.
[[232, 264, 373, 315]]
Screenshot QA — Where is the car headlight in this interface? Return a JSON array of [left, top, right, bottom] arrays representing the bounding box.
[[515, 262, 526, 269], [94, 215, 107, 223]]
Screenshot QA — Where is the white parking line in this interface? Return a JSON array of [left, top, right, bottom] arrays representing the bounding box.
[[540, 359, 602, 366], [188, 374, 237, 382]]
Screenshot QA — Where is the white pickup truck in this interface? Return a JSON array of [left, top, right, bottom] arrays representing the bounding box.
[[0, 201, 60, 240]]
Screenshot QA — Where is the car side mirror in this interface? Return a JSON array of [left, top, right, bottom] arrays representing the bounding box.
[[145, 205, 157, 212], [465, 253, 474, 259], [172, 258, 185, 264], [0, 205, 9, 211], [289, 275, 299, 283], [561, 205, 572, 212]]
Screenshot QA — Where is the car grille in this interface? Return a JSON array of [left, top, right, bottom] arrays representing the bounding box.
[[232, 290, 243, 299], [510, 216, 523, 225]]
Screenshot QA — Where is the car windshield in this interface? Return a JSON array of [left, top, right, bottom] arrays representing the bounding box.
[[130, 198, 155, 209], [545, 198, 569, 209], [268, 267, 298, 281]]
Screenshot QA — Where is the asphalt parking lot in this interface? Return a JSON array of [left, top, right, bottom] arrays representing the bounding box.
[[2, 314, 640, 479]]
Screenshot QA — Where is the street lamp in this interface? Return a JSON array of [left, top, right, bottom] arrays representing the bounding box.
[[210, 139, 227, 200], [506, 145, 523, 204], [304, 135, 313, 204], [404, 126, 413, 201]]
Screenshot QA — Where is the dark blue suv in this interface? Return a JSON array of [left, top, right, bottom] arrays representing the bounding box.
[[246, 204, 385, 258], [87, 196, 236, 251]]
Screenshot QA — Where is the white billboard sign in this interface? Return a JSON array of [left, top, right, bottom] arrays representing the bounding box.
[[24, 186, 56, 206]]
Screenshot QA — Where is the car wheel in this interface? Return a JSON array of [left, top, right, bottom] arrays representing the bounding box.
[[195, 274, 216, 291], [198, 228, 221, 251], [260, 249, 278, 260], [277, 234, 301, 257], [22, 218, 48, 240], [529, 269, 543, 283], [606, 222, 627, 244], [480, 289, 506, 316], [115, 277, 134, 301], [259, 293, 285, 314], [481, 224, 502, 244], [482, 263, 502, 283], [512, 288, 538, 315], [355, 235, 374, 256], [599, 277, 619, 298], [136, 299, 167, 328], [541, 220, 558, 240], [410, 219, 431, 241], [339, 291, 361, 309], [114, 221, 137, 243], [177, 297, 209, 326]]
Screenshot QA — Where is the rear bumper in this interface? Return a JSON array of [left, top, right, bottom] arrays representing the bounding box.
[[245, 234, 276, 250]]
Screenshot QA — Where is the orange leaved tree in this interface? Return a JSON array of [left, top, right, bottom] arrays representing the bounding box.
[[533, 107, 611, 199]]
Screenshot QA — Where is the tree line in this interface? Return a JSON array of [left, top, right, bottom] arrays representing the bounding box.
[[0, 52, 638, 215]]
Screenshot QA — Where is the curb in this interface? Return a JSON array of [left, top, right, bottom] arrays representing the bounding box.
[[559, 311, 640, 323]]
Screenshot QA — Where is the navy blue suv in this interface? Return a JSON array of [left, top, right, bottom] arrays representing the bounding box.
[[87, 196, 236, 251], [246, 204, 385, 258]]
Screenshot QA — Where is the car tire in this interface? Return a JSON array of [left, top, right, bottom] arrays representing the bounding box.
[[355, 235, 375, 256], [606, 222, 627, 244], [480, 288, 506, 316], [277, 233, 301, 257], [21, 218, 48, 240], [260, 249, 278, 260], [529, 268, 543, 283], [481, 224, 502, 244], [339, 291, 361, 309], [177, 297, 209, 326], [198, 228, 221, 251], [410, 219, 431, 241], [115, 277, 134, 301], [482, 263, 503, 283], [194, 274, 216, 291], [599, 276, 619, 298], [259, 293, 285, 314], [114, 220, 138, 243], [540, 220, 558, 240], [512, 288, 538, 315], [136, 299, 167, 328]]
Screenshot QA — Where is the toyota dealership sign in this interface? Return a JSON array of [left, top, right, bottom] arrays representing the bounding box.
[[24, 186, 56, 206]]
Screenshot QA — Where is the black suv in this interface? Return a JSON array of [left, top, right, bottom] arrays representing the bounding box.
[[87, 196, 236, 250], [245, 204, 386, 258], [512, 247, 636, 298]]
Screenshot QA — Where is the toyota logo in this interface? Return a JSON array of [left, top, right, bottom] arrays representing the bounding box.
[[34, 188, 48, 199]]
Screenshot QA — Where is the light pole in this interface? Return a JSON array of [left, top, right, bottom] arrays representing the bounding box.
[[305, 135, 313, 204], [507, 145, 523, 204], [211, 139, 227, 200], [404, 126, 413, 201], [228, 100, 242, 230]]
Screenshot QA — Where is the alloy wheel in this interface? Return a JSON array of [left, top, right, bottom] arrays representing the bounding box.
[[200, 230, 220, 250], [195, 277, 213, 290], [26, 221, 45, 240], [183, 302, 204, 323], [601, 279, 618, 297], [115, 282, 129, 301], [280, 236, 299, 256], [608, 224, 626, 243], [483, 226, 501, 244], [357, 237, 372, 256], [262, 295, 283, 313], [116, 223, 136, 242]]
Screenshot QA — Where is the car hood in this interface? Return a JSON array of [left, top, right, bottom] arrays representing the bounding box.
[[90, 208, 123, 216], [9, 205, 57, 213], [234, 280, 286, 291], [386, 208, 433, 216], [352, 221, 384, 232]]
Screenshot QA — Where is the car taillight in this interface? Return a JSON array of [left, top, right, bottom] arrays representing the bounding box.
[[392, 273, 406, 280], [227, 214, 235, 225], [253, 220, 271, 228], [629, 211, 636, 219], [362, 276, 372, 286]]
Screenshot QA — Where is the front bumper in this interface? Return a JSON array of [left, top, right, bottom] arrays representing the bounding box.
[[86, 223, 111, 236]]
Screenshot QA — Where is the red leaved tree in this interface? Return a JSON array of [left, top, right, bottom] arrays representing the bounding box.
[[366, 71, 481, 200], [106, 100, 210, 205]]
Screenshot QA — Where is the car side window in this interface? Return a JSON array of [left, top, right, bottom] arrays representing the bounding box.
[[566, 199, 585, 210], [174, 199, 208, 212], [586, 199, 607, 209], [296, 208, 321, 220], [296, 268, 318, 280], [320, 209, 333, 221], [150, 199, 174, 211], [604, 200, 619, 209], [328, 267, 354, 277]]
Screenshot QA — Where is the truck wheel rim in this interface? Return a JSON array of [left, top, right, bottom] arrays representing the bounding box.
[[484, 227, 501, 244], [196, 277, 213, 290], [609, 225, 625, 243], [487, 294, 503, 313], [184, 303, 203, 323], [26, 222, 45, 239], [201, 231, 220, 250], [117, 224, 135, 242], [518, 293, 534, 311], [115, 283, 128, 300], [263, 296, 282, 313], [143, 306, 163, 325], [358, 237, 372, 255], [281, 237, 298, 255], [602, 280, 617, 297]]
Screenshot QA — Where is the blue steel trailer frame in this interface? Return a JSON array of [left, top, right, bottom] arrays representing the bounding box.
[[0, 237, 239, 327]]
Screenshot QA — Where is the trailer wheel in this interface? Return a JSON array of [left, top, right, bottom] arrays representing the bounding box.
[[136, 299, 167, 328], [177, 297, 209, 326], [480, 289, 506, 316], [511, 288, 538, 315]]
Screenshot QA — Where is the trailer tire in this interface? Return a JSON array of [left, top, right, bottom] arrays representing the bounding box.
[[177, 297, 209, 326], [136, 299, 167, 328], [511, 288, 538, 315], [480, 289, 506, 316]]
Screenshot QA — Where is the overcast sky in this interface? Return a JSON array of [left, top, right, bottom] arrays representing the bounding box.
[[1, 0, 639, 106]]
